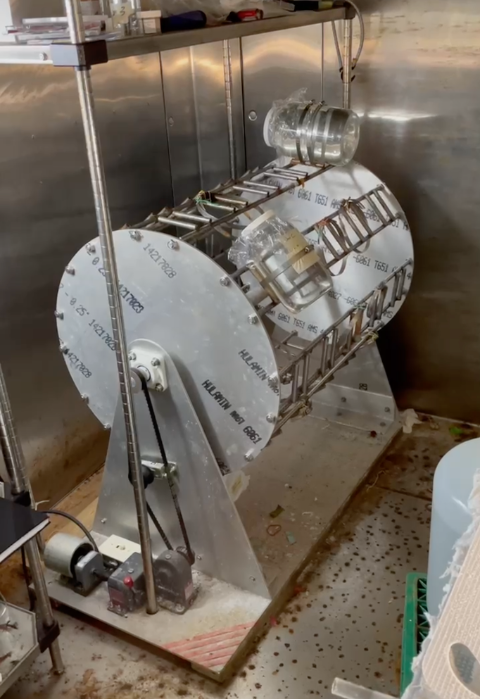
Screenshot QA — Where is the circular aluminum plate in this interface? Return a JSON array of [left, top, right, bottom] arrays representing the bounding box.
[[239, 160, 414, 341], [57, 230, 280, 473]]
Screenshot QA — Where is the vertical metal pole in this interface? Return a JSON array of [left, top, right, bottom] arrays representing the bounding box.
[[64, 0, 157, 614], [223, 39, 237, 180], [0, 366, 64, 674], [342, 18, 353, 109], [320, 23, 325, 103]]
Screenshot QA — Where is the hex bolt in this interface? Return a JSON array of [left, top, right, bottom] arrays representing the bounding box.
[[151, 358, 161, 367], [81, 394, 89, 403], [59, 342, 69, 354], [65, 265, 75, 275], [86, 242, 96, 253], [103, 423, 111, 430], [384, 407, 391, 413], [167, 239, 179, 250], [266, 413, 277, 423], [248, 314, 259, 325], [54, 310, 64, 320], [244, 451, 255, 462], [220, 276, 231, 287], [130, 230, 142, 241], [154, 383, 163, 391], [269, 374, 280, 387]]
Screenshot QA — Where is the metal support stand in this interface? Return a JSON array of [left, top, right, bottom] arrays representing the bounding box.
[[0, 364, 64, 675], [342, 17, 353, 109], [63, 0, 157, 614]]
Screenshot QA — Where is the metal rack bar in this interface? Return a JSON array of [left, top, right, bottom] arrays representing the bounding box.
[[0, 8, 348, 66], [342, 16, 353, 109], [308, 185, 400, 268], [131, 161, 332, 246], [273, 259, 413, 430], [64, 0, 157, 615]]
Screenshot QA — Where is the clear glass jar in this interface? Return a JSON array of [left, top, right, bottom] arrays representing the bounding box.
[[229, 211, 332, 313], [263, 99, 360, 167]]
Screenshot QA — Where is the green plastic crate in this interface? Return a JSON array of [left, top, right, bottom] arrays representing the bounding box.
[[400, 573, 430, 696]]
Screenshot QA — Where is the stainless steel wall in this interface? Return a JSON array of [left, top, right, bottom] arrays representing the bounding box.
[[241, 0, 480, 422], [0, 54, 172, 503], [0, 0, 478, 505]]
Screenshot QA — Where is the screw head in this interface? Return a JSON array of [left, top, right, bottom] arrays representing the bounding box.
[[154, 383, 163, 391], [168, 117, 174, 127], [81, 393, 89, 403], [59, 342, 69, 354], [384, 407, 391, 413], [151, 358, 161, 367], [167, 239, 179, 250], [128, 352, 136, 361], [341, 396, 347, 403], [219, 276, 231, 287], [248, 314, 259, 325], [266, 413, 276, 424], [165, 553, 171, 560], [103, 423, 111, 430], [54, 310, 64, 320], [269, 374, 280, 387], [100, 518, 107, 524], [65, 265, 75, 275], [130, 230, 142, 241], [86, 242, 96, 253], [244, 451, 255, 462], [248, 110, 258, 121]]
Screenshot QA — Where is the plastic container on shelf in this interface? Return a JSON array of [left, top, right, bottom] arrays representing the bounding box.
[[228, 210, 332, 313], [427, 437, 480, 616], [263, 97, 360, 167]]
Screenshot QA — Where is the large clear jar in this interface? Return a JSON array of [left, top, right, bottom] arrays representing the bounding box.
[[229, 210, 332, 313], [263, 99, 360, 167]]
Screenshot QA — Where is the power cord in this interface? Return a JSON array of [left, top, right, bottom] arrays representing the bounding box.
[[43, 509, 99, 553]]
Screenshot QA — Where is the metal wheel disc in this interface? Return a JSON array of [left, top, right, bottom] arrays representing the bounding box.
[[57, 230, 280, 473]]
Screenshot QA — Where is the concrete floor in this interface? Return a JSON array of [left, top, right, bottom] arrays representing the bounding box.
[[5, 415, 479, 699]]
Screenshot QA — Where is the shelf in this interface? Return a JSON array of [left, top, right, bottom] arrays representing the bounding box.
[[0, 8, 346, 66]]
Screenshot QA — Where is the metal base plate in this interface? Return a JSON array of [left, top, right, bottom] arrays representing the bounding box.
[[57, 230, 280, 472], [45, 571, 269, 677], [241, 159, 414, 341]]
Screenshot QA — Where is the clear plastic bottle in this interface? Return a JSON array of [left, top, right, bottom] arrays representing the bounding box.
[[263, 99, 360, 167], [427, 437, 480, 615], [229, 210, 332, 313]]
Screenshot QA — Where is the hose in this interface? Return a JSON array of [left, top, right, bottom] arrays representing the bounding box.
[[43, 509, 100, 553], [332, 0, 365, 74]]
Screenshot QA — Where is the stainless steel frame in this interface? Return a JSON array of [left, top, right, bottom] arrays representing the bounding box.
[[0, 362, 64, 675]]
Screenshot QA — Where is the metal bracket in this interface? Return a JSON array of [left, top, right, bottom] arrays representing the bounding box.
[[129, 339, 167, 392], [141, 459, 177, 480], [50, 40, 108, 68]]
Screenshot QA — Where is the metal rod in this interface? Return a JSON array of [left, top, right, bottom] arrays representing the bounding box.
[[223, 39, 237, 179], [342, 18, 353, 109], [320, 23, 325, 102], [64, 0, 157, 614], [0, 364, 64, 674]]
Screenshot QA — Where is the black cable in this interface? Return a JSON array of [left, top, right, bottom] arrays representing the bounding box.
[[140, 375, 195, 565], [44, 509, 100, 553], [146, 501, 172, 551]]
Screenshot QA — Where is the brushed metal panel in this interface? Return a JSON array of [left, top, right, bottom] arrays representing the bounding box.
[[0, 54, 171, 503], [243, 4, 479, 421], [162, 40, 245, 204], [353, 0, 480, 422]]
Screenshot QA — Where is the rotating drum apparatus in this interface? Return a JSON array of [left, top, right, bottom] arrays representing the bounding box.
[[51, 104, 413, 677]]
